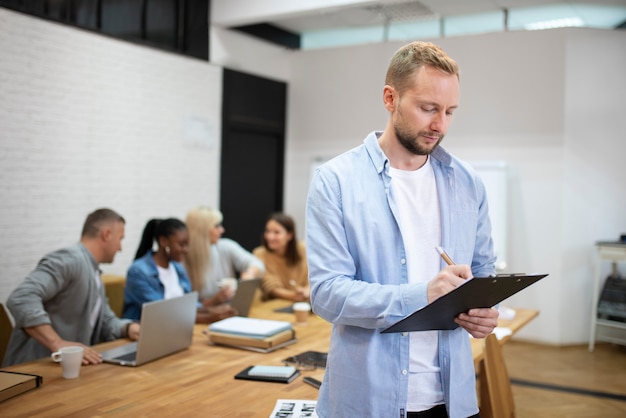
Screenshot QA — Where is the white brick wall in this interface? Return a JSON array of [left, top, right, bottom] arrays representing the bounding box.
[[0, 8, 222, 302]]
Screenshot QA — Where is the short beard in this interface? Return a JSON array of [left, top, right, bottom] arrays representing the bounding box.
[[395, 125, 443, 156]]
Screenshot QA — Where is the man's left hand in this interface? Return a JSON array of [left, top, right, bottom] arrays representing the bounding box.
[[455, 307, 499, 338]]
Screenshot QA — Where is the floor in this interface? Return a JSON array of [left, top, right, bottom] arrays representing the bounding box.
[[502, 341, 626, 417]]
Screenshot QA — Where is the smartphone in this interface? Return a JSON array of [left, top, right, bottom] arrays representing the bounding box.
[[303, 376, 322, 389]]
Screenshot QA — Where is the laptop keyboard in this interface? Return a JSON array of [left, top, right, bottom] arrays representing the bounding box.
[[114, 351, 137, 362]]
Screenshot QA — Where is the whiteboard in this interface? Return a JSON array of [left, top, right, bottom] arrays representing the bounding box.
[[469, 161, 508, 271]]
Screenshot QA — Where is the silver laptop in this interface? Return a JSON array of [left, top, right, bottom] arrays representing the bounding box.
[[101, 291, 197, 366], [230, 278, 260, 317]]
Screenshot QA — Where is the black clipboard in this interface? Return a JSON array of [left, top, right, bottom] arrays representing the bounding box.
[[381, 273, 548, 333]]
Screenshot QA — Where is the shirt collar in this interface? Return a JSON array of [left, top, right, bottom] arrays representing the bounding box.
[[363, 131, 453, 174], [77, 242, 99, 271]]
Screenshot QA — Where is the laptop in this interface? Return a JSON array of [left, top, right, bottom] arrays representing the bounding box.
[[101, 291, 198, 366], [229, 278, 261, 317]]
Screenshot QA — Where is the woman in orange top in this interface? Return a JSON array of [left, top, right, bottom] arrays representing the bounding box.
[[253, 213, 309, 302]]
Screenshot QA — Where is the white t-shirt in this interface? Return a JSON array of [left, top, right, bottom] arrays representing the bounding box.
[[389, 157, 443, 411], [156, 263, 185, 300]]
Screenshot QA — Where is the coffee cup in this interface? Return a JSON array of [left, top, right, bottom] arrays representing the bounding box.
[[51, 346, 84, 379], [218, 277, 238, 293], [293, 302, 311, 325]]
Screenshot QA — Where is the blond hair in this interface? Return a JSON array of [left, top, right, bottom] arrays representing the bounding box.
[[385, 41, 459, 95], [184, 206, 223, 292]]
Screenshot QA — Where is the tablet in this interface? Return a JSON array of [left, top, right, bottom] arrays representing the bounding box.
[[381, 273, 548, 333]]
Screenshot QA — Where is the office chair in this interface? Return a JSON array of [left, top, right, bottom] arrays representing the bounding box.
[[101, 274, 126, 317], [0, 303, 14, 365]]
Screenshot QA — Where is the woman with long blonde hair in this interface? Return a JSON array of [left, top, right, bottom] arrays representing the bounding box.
[[185, 206, 264, 306]]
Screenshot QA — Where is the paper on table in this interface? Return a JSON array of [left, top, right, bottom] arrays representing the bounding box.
[[468, 327, 512, 340], [269, 399, 318, 418], [493, 327, 512, 340], [498, 306, 516, 320]]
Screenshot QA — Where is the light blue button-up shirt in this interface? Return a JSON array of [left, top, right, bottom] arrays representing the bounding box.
[[306, 132, 496, 418]]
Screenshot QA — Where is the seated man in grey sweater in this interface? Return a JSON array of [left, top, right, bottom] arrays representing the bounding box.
[[3, 208, 140, 366]]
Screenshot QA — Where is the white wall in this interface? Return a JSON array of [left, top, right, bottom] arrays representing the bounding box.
[[0, 8, 222, 300], [559, 30, 626, 343], [2, 6, 625, 345], [284, 29, 626, 345]]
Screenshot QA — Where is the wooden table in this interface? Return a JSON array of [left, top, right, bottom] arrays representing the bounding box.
[[0, 299, 537, 417]]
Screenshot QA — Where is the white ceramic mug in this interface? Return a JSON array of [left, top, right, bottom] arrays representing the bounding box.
[[218, 277, 238, 293], [51, 346, 84, 379], [293, 302, 311, 325]]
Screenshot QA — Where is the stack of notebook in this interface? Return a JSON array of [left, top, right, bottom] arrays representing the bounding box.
[[207, 316, 296, 353], [0, 371, 42, 403]]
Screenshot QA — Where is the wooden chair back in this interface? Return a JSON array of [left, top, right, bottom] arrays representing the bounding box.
[[0, 303, 14, 365], [479, 333, 516, 418]]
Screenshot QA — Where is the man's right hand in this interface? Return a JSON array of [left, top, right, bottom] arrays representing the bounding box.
[[26, 324, 102, 365], [53, 341, 102, 365], [77, 344, 103, 365], [427, 265, 472, 303]]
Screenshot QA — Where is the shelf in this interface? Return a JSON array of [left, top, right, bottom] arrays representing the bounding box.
[[595, 318, 626, 330], [589, 242, 626, 351], [597, 246, 626, 261]]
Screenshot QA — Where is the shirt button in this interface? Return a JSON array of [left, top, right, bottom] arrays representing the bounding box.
[[401, 258, 406, 265], [402, 369, 407, 375]]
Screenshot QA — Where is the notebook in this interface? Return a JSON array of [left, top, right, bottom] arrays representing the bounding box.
[[229, 278, 260, 317], [208, 316, 292, 339], [0, 371, 42, 402], [382, 274, 548, 333], [235, 365, 300, 384], [208, 328, 296, 352], [101, 291, 197, 366]]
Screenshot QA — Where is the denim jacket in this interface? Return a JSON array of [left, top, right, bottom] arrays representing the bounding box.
[[306, 132, 496, 418], [123, 251, 192, 320]]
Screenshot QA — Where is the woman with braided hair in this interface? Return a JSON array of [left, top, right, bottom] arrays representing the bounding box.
[[123, 218, 236, 323]]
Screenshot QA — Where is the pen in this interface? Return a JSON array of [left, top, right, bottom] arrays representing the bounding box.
[[435, 246, 456, 266]]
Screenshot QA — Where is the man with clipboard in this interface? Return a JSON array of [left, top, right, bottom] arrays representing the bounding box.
[[307, 42, 503, 418]]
